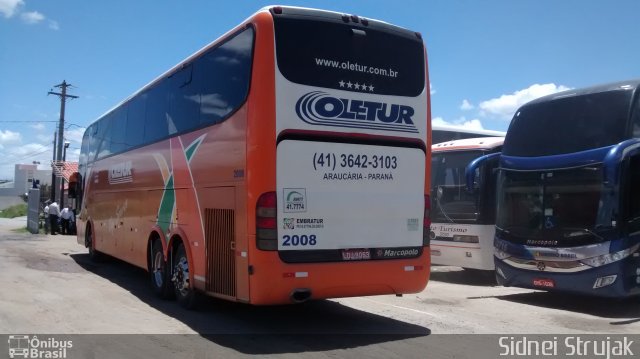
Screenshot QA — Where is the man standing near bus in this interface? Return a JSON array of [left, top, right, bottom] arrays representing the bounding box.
[[48, 200, 60, 235], [43, 201, 50, 234], [60, 207, 71, 235]]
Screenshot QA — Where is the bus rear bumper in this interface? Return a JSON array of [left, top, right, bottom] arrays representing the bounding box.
[[494, 257, 640, 298], [248, 252, 431, 305]]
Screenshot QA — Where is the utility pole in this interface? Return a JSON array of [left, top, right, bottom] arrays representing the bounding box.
[[48, 80, 78, 205], [50, 131, 57, 202]]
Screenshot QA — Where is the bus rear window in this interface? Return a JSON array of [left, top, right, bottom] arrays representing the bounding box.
[[503, 90, 633, 157], [274, 16, 425, 97]]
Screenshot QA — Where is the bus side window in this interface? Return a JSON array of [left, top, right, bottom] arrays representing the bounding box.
[[632, 95, 640, 138], [126, 94, 147, 149], [195, 28, 254, 126]]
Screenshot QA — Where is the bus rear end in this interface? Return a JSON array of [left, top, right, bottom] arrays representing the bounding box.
[[248, 7, 430, 304]]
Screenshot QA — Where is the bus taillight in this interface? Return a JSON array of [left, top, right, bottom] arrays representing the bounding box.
[[423, 194, 431, 246], [257, 191, 278, 251]]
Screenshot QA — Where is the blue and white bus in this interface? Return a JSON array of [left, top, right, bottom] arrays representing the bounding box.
[[431, 137, 503, 272], [492, 79, 640, 297]]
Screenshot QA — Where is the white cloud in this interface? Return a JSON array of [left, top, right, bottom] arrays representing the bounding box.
[[20, 10, 43, 24], [0, 0, 24, 18], [479, 83, 571, 120], [433, 116, 485, 130], [430, 84, 436, 96], [36, 134, 50, 143], [0, 129, 22, 144], [48, 20, 58, 30], [63, 127, 85, 144], [30, 123, 45, 131], [460, 99, 474, 111]]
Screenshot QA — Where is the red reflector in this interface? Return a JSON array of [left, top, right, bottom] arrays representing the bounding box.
[[533, 278, 555, 288], [414, 266, 424, 271], [283, 272, 294, 278], [256, 217, 276, 229]]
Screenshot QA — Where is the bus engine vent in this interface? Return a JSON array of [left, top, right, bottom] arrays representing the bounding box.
[[205, 208, 236, 297]]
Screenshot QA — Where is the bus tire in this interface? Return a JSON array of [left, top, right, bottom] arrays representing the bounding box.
[[173, 243, 198, 309], [150, 240, 174, 299], [86, 225, 102, 262]]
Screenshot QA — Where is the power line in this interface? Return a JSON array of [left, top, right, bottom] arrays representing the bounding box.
[[0, 120, 59, 123]]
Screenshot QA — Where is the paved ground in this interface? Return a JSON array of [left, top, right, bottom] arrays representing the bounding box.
[[0, 217, 638, 358]]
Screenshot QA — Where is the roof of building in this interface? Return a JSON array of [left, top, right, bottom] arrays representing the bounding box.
[[51, 161, 78, 182]]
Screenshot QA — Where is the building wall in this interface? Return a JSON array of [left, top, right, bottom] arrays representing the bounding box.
[[0, 164, 52, 197]]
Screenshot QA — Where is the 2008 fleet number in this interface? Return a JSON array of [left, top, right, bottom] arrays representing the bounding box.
[[282, 235, 317, 246]]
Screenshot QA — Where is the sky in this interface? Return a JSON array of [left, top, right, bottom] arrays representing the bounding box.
[[0, 0, 639, 180]]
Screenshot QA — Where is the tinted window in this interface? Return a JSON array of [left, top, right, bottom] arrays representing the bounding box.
[[274, 17, 424, 97], [83, 27, 254, 163], [503, 90, 634, 157], [194, 28, 254, 126], [144, 80, 170, 144], [126, 94, 146, 148], [430, 151, 482, 222], [107, 106, 127, 155]]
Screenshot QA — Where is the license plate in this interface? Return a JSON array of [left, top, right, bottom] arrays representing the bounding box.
[[533, 278, 555, 288], [341, 249, 371, 261], [431, 249, 441, 256]]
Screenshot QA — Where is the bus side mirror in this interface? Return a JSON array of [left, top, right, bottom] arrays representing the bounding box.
[[465, 152, 501, 192], [68, 172, 79, 199]]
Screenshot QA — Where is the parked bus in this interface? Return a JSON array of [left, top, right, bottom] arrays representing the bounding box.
[[71, 6, 431, 307], [430, 137, 503, 272], [432, 124, 503, 145], [492, 79, 640, 297]]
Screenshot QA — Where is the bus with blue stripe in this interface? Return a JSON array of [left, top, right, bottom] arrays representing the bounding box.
[[489, 79, 640, 297]]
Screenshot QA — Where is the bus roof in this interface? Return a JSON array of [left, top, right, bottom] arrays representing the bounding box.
[[525, 79, 640, 107], [432, 124, 505, 137], [432, 136, 504, 152]]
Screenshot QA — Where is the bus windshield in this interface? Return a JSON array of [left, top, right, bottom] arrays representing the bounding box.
[[274, 15, 425, 96], [431, 151, 483, 223], [496, 166, 605, 246], [503, 89, 634, 157]]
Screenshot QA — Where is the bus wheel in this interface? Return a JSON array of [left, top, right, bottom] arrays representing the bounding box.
[[172, 243, 197, 309], [86, 226, 102, 262], [150, 240, 174, 299]]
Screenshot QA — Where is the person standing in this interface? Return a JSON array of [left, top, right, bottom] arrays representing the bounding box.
[[60, 207, 70, 235], [48, 201, 60, 235], [43, 201, 50, 234]]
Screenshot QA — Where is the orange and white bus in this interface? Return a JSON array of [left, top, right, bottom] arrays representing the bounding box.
[[72, 6, 431, 307]]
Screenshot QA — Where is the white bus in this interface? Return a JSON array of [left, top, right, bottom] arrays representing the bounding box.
[[432, 124, 504, 145], [429, 137, 503, 271]]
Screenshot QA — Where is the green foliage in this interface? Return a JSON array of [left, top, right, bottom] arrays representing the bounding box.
[[0, 203, 28, 218]]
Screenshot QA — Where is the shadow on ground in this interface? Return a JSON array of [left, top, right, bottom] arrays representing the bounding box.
[[468, 290, 640, 324], [429, 266, 497, 287], [70, 253, 429, 355]]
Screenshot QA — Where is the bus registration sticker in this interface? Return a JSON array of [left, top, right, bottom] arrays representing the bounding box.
[[533, 278, 555, 288]]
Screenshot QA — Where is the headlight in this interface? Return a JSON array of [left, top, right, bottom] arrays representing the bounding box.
[[495, 248, 511, 260], [580, 244, 640, 268]]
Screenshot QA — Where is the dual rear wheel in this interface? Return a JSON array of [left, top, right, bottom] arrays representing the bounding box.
[[149, 240, 197, 309]]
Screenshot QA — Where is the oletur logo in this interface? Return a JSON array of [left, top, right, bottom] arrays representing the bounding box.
[[295, 91, 418, 133]]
